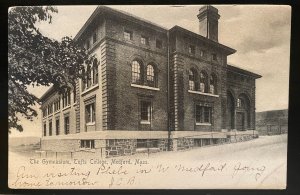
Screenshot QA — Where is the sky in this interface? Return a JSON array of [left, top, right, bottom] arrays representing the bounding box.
[[10, 5, 291, 137]]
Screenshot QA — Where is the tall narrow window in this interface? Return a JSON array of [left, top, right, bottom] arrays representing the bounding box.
[[54, 99, 60, 112], [146, 64, 155, 87], [200, 71, 208, 93], [140, 101, 151, 124], [189, 69, 196, 91], [210, 74, 217, 94], [56, 119, 60, 135], [86, 67, 92, 88], [237, 98, 244, 108], [195, 105, 202, 123], [132, 61, 141, 84], [73, 89, 76, 103], [47, 103, 53, 115], [42, 109, 47, 117], [85, 103, 95, 124], [62, 90, 71, 108], [93, 61, 98, 84], [49, 120, 52, 136], [64, 116, 69, 134], [43, 123, 46, 136], [204, 107, 211, 123]]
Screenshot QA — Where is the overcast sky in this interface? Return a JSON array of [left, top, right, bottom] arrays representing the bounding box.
[[11, 5, 291, 137]]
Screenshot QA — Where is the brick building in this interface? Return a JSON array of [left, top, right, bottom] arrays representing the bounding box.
[[40, 5, 261, 156]]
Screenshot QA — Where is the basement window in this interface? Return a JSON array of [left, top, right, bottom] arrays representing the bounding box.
[[81, 140, 95, 149]]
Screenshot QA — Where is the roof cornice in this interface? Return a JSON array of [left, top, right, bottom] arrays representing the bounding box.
[[169, 25, 236, 55], [74, 6, 168, 42]]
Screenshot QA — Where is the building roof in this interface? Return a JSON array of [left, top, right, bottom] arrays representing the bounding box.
[[227, 64, 262, 79], [74, 6, 168, 42], [39, 85, 55, 102], [169, 25, 236, 55]]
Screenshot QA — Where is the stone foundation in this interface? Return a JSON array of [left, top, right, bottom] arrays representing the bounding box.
[[40, 131, 259, 158], [105, 139, 137, 157]]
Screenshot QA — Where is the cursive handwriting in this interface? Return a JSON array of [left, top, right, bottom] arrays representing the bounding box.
[[175, 163, 227, 176], [232, 162, 266, 181]]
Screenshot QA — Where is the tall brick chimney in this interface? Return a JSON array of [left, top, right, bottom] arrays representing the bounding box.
[[197, 5, 220, 42]]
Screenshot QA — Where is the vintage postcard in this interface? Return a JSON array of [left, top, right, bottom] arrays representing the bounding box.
[[8, 5, 290, 189]]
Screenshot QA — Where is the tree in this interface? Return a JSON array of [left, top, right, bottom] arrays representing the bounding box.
[[8, 6, 95, 133]]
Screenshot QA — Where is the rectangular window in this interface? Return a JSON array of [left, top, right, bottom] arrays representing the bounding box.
[[204, 107, 211, 123], [195, 105, 202, 123], [93, 32, 97, 44], [93, 66, 98, 84], [82, 67, 98, 91], [156, 39, 162, 49], [64, 116, 69, 134], [141, 36, 149, 45], [43, 123, 46, 136], [56, 119, 59, 135], [80, 140, 95, 149], [73, 89, 76, 103], [47, 104, 53, 115], [54, 100, 60, 112], [140, 101, 151, 124], [124, 30, 132, 40], [85, 103, 95, 123], [62, 91, 71, 108], [189, 45, 195, 54], [49, 120, 52, 136], [42, 109, 47, 117], [195, 104, 212, 124], [86, 70, 92, 88]]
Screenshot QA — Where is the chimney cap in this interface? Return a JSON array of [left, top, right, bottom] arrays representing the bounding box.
[[199, 5, 219, 13], [197, 5, 220, 20]]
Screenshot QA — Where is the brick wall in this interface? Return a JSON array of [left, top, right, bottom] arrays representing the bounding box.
[[104, 17, 169, 131]]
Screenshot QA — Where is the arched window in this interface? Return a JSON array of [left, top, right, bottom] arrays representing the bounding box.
[[210, 74, 217, 94], [200, 71, 208, 93], [92, 59, 98, 84], [146, 64, 155, 87], [132, 60, 141, 84], [189, 69, 196, 91], [237, 98, 244, 108]]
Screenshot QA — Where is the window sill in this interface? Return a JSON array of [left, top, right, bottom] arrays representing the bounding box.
[[131, 84, 160, 91], [140, 121, 151, 125], [62, 105, 71, 111], [188, 90, 219, 97], [196, 123, 212, 126], [48, 114, 53, 117], [54, 110, 60, 114], [81, 84, 99, 96], [86, 122, 95, 126]]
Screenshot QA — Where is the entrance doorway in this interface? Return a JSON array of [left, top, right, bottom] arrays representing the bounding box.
[[236, 112, 245, 130]]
